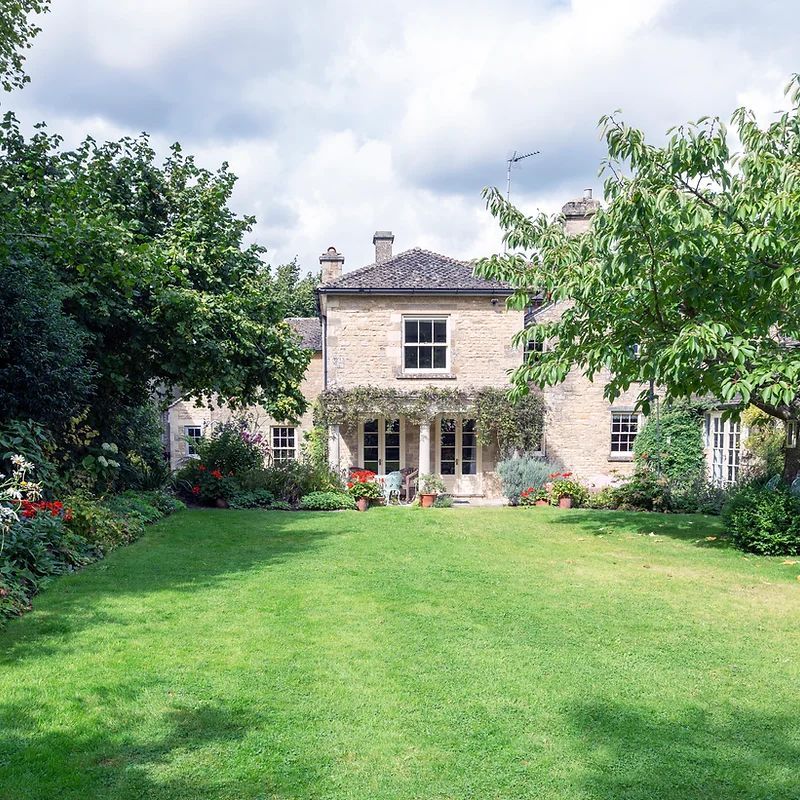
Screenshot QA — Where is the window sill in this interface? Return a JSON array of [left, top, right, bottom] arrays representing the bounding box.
[[396, 372, 457, 380], [608, 453, 634, 462]]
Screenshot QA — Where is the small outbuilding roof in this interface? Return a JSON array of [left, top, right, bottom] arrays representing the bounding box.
[[286, 316, 322, 351]]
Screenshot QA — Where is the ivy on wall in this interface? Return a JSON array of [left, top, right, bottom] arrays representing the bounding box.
[[315, 385, 543, 456]]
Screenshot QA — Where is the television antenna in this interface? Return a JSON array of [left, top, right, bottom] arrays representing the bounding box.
[[506, 149, 540, 202]]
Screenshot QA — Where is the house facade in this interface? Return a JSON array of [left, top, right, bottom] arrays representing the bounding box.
[[165, 192, 751, 498]]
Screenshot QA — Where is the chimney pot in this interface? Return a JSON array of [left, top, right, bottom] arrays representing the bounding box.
[[373, 230, 394, 264], [584, 187, 592, 200], [561, 189, 600, 236], [319, 245, 344, 284]]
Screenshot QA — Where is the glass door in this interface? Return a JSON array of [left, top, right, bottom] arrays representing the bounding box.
[[438, 416, 481, 494], [360, 417, 403, 474]]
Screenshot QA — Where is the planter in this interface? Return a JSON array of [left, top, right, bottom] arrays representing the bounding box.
[[535, 499, 549, 507], [420, 493, 437, 508], [356, 497, 370, 512], [558, 496, 573, 509], [215, 498, 229, 509]]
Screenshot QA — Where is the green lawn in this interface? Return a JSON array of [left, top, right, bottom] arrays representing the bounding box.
[[1, 508, 799, 800]]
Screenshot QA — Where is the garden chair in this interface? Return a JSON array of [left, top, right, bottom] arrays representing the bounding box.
[[399, 467, 418, 503], [383, 471, 403, 504]]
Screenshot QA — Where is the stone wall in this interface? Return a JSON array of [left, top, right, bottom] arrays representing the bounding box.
[[324, 294, 524, 389], [166, 353, 323, 469]]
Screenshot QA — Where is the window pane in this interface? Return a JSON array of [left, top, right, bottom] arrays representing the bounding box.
[[419, 320, 433, 343], [404, 346, 418, 369], [419, 347, 433, 369], [433, 320, 447, 342], [433, 346, 447, 369], [405, 320, 418, 343]]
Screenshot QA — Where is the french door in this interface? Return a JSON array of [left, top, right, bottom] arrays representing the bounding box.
[[708, 414, 741, 485], [436, 416, 481, 494], [360, 417, 403, 474]]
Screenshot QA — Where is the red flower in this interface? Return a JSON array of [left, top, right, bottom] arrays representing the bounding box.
[[191, 485, 201, 495], [211, 469, 223, 479], [64, 508, 73, 522], [198, 464, 206, 472]]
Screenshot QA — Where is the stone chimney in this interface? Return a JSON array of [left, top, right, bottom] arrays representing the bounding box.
[[319, 245, 344, 284], [373, 230, 394, 264], [561, 188, 600, 236]]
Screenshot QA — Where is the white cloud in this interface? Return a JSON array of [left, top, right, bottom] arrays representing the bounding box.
[[11, 0, 800, 274]]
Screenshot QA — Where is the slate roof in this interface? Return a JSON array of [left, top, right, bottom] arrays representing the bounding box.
[[286, 317, 322, 351], [318, 248, 512, 295]]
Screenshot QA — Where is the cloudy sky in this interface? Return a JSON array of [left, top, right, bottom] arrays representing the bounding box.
[[10, 0, 799, 273]]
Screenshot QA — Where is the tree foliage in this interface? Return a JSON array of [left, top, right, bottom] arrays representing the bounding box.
[[271, 259, 320, 318], [0, 114, 309, 432], [0, 0, 49, 92], [477, 75, 800, 477]]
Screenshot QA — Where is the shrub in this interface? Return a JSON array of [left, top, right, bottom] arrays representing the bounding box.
[[610, 472, 670, 512], [433, 494, 454, 508], [193, 421, 268, 476], [64, 495, 145, 552], [497, 457, 560, 505], [634, 403, 706, 490], [549, 474, 589, 507], [252, 461, 343, 504], [722, 482, 800, 555], [0, 419, 61, 494], [585, 486, 618, 509], [269, 500, 292, 511], [299, 491, 356, 511], [103, 492, 164, 525], [348, 480, 384, 501], [176, 461, 239, 505], [229, 489, 275, 509], [138, 490, 185, 516], [1, 513, 95, 621]]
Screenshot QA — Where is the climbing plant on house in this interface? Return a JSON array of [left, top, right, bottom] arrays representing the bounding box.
[[477, 74, 800, 480], [316, 386, 543, 456]]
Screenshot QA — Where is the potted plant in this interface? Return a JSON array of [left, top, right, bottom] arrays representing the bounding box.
[[348, 479, 383, 511], [418, 473, 446, 508], [549, 473, 587, 509]]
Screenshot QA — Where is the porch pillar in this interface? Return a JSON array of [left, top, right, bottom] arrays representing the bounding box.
[[327, 424, 341, 471], [419, 421, 432, 475]]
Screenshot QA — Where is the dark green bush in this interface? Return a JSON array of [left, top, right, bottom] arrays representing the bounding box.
[[611, 472, 670, 511], [722, 482, 800, 555], [229, 489, 275, 509], [299, 491, 356, 511], [269, 500, 293, 511], [103, 492, 164, 525], [0, 514, 95, 621], [252, 461, 343, 504], [433, 494, 454, 508], [138, 490, 185, 516]]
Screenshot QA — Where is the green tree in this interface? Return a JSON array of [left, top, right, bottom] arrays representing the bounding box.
[[477, 76, 800, 480], [0, 115, 309, 432], [271, 259, 320, 318], [0, 0, 49, 91]]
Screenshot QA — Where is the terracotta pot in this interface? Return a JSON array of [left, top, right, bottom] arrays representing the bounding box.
[[558, 496, 573, 509], [535, 499, 549, 507], [356, 497, 370, 512], [216, 498, 229, 509], [420, 493, 436, 508]]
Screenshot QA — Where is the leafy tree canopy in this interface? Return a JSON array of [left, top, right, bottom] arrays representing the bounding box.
[[0, 114, 309, 429], [270, 259, 320, 318], [0, 0, 49, 91], [477, 75, 800, 476]]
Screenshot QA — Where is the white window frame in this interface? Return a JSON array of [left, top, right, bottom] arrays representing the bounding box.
[[271, 426, 297, 463], [358, 417, 405, 473], [706, 413, 742, 486], [610, 411, 640, 456], [184, 425, 203, 457], [402, 316, 450, 374], [787, 421, 798, 449]]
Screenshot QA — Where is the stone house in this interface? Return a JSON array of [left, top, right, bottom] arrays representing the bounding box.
[[165, 192, 751, 498]]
